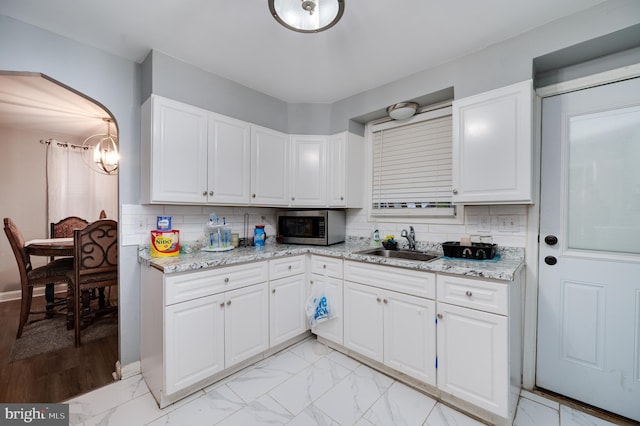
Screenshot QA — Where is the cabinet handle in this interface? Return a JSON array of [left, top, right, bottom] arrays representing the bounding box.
[[437, 313, 443, 320], [310, 280, 314, 285], [220, 303, 225, 308], [452, 189, 458, 194], [340, 196, 344, 200], [288, 265, 292, 270], [252, 193, 256, 198], [291, 197, 295, 201], [226, 300, 231, 306], [272, 289, 276, 294], [465, 291, 473, 297], [224, 277, 229, 283], [383, 299, 388, 304], [323, 264, 327, 269], [202, 191, 208, 196], [376, 297, 381, 303], [209, 191, 214, 196]]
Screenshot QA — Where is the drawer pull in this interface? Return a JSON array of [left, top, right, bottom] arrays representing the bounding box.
[[310, 280, 314, 285], [224, 277, 230, 283], [272, 289, 276, 294], [437, 313, 443, 320], [226, 300, 231, 306], [323, 264, 327, 269], [288, 265, 292, 270], [220, 303, 225, 308], [376, 297, 381, 303], [465, 291, 473, 297], [383, 299, 388, 304]]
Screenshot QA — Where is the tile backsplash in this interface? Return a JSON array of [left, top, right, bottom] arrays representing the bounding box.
[[122, 204, 528, 248]]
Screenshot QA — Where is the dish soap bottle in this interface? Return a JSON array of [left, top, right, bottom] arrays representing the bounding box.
[[370, 223, 380, 247]]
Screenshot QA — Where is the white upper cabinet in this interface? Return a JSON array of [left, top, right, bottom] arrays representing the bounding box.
[[207, 113, 251, 204], [452, 80, 533, 204], [327, 132, 364, 208], [251, 125, 290, 206], [290, 135, 327, 206], [141, 95, 209, 204]]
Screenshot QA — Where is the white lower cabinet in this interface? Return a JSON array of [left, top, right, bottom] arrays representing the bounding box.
[[225, 283, 269, 366], [436, 273, 521, 423], [269, 274, 307, 347], [343, 262, 437, 387], [310, 274, 343, 345], [164, 293, 225, 396]]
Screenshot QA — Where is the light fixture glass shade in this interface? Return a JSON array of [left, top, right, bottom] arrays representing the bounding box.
[[82, 118, 119, 175], [386, 102, 419, 120], [269, 0, 345, 33]]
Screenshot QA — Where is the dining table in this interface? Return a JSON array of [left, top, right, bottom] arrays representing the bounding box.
[[25, 237, 74, 318]]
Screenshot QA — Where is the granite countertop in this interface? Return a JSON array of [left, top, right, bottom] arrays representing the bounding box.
[[139, 238, 524, 282]]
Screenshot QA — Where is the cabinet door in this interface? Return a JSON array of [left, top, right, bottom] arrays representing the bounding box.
[[327, 133, 347, 207], [290, 135, 327, 206], [225, 283, 269, 366], [343, 281, 383, 362], [452, 80, 533, 204], [165, 293, 225, 395], [208, 113, 251, 204], [147, 95, 209, 203], [250, 125, 289, 206], [310, 274, 343, 345], [269, 275, 307, 347], [383, 291, 436, 386], [436, 302, 509, 417]]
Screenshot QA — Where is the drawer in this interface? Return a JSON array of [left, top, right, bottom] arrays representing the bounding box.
[[344, 260, 435, 299], [165, 261, 268, 305], [310, 255, 343, 279], [436, 274, 508, 315], [269, 255, 306, 280]]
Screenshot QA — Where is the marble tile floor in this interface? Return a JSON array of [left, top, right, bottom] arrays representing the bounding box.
[[67, 337, 628, 426]]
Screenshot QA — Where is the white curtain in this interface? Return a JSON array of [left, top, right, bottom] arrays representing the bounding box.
[[46, 142, 118, 227]]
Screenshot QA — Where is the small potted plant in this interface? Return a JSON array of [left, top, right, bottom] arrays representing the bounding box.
[[382, 235, 398, 250]]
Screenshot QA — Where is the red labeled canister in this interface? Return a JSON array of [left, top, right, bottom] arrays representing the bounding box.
[[150, 230, 180, 257]]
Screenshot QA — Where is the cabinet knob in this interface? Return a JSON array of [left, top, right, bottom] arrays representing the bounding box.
[[437, 313, 443, 320], [226, 300, 231, 306], [252, 193, 256, 198], [323, 264, 327, 269], [452, 189, 458, 195], [220, 303, 225, 308], [465, 291, 473, 297], [209, 191, 214, 196], [383, 299, 388, 304], [288, 265, 292, 270], [340, 196, 344, 200], [202, 191, 208, 196], [310, 280, 314, 285], [224, 277, 229, 283], [291, 197, 295, 201], [376, 297, 381, 303], [272, 289, 276, 294]]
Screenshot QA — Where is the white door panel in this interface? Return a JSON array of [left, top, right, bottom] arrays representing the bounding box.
[[537, 77, 640, 422]]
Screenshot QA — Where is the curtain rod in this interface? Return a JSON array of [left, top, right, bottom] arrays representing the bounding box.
[[40, 138, 87, 150]]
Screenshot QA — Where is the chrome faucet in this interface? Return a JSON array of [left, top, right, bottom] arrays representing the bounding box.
[[401, 226, 416, 250]]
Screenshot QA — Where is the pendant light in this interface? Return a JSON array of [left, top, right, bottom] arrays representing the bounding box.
[[82, 118, 119, 175], [269, 0, 345, 33]]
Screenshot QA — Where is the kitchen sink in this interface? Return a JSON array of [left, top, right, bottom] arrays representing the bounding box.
[[355, 248, 440, 262]]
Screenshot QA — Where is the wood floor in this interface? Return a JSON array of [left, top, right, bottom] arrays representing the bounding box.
[[0, 295, 118, 403]]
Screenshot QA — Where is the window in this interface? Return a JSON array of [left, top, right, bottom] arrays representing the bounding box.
[[370, 105, 455, 217]]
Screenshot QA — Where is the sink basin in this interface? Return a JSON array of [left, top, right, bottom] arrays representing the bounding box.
[[355, 248, 439, 262]]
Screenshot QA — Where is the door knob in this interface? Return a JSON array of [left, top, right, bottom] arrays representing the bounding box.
[[544, 256, 557, 265], [544, 235, 558, 245]]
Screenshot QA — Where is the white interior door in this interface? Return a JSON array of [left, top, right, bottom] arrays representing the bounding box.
[[537, 77, 640, 422]]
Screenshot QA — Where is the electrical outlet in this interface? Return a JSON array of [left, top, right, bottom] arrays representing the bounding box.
[[498, 215, 518, 232], [477, 215, 491, 233], [135, 217, 146, 232]]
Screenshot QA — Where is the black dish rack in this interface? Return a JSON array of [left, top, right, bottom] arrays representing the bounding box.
[[442, 241, 497, 260]]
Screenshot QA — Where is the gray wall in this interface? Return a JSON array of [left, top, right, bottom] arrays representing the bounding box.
[[1, 0, 639, 369], [0, 14, 142, 365]]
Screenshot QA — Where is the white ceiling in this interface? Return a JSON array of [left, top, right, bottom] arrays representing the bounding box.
[[0, 0, 608, 136]]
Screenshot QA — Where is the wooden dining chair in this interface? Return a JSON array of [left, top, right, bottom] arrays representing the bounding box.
[[50, 216, 89, 239], [66, 219, 118, 346], [3, 218, 74, 338]]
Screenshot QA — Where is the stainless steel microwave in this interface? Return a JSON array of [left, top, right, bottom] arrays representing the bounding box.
[[276, 210, 345, 246]]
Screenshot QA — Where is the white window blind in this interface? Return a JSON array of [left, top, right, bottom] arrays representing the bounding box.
[[372, 110, 455, 217]]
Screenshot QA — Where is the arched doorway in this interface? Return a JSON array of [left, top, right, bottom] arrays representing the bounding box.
[[0, 71, 119, 402]]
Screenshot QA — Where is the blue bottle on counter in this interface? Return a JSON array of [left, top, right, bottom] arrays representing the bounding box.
[[254, 225, 266, 248]]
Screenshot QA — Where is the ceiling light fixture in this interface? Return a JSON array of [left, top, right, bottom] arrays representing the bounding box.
[[82, 118, 119, 175], [269, 0, 345, 33], [386, 102, 419, 120]]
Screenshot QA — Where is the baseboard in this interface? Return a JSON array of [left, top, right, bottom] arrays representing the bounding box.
[[0, 284, 67, 303], [115, 360, 141, 380]]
